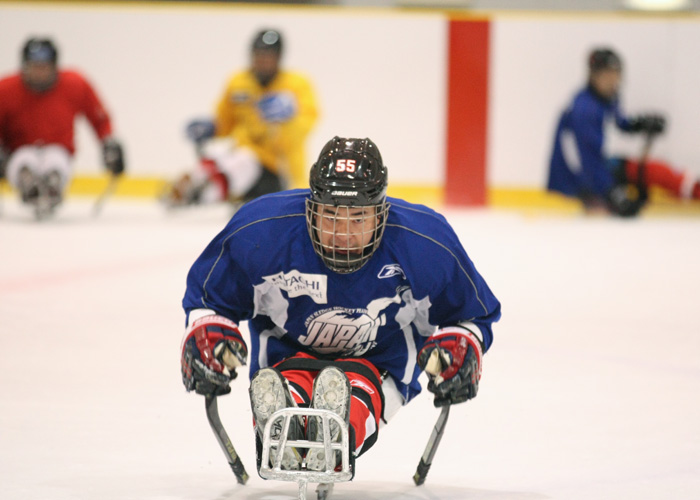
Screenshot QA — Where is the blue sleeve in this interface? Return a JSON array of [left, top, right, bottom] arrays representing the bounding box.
[[427, 238, 500, 352], [182, 223, 256, 323], [613, 99, 634, 132], [394, 204, 501, 352], [569, 96, 615, 195], [547, 109, 580, 197]]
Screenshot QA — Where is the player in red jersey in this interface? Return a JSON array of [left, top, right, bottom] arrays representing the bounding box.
[[0, 37, 125, 218]]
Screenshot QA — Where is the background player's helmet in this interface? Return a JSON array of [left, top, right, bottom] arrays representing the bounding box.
[[22, 37, 58, 65], [251, 29, 283, 86], [588, 48, 622, 73], [306, 137, 389, 274], [251, 29, 283, 56], [21, 37, 59, 92]]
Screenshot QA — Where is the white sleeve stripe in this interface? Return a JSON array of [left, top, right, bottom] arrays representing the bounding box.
[[431, 323, 483, 345], [401, 325, 418, 386], [432, 324, 484, 363], [186, 308, 217, 328], [561, 129, 582, 173], [430, 328, 465, 338], [180, 308, 216, 350], [458, 321, 484, 345], [180, 309, 236, 351]]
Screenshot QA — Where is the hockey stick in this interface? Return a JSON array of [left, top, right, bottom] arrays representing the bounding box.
[[0, 177, 5, 216], [635, 128, 658, 206], [0, 153, 10, 216], [92, 173, 120, 217], [413, 404, 451, 486], [205, 395, 249, 485]]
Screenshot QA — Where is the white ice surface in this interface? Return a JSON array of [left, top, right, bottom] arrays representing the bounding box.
[[1, 197, 699, 500]]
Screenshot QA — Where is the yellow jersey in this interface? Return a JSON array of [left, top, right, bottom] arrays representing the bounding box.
[[214, 69, 319, 188]]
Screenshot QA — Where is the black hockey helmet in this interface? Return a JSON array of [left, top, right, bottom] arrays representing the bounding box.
[[22, 37, 58, 65], [588, 48, 622, 73], [21, 37, 59, 92], [251, 29, 283, 55], [309, 137, 388, 207], [306, 137, 390, 274]]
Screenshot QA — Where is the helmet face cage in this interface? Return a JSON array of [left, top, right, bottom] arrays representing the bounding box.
[[306, 199, 390, 274], [306, 137, 389, 273]]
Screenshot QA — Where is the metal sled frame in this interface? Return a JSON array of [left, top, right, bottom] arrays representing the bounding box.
[[259, 407, 352, 500]]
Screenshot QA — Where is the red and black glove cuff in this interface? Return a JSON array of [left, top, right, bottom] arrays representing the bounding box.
[[419, 326, 483, 380], [417, 325, 484, 405], [181, 315, 248, 395]]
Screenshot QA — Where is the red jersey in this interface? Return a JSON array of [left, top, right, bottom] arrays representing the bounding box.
[[0, 69, 112, 155]]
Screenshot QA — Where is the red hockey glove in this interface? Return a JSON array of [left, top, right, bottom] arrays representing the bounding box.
[[181, 315, 248, 396], [417, 326, 483, 407]]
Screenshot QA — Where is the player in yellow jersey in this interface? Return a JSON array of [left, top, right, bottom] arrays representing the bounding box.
[[163, 29, 319, 208]]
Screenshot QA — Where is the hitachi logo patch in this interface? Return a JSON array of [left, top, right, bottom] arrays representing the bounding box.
[[262, 270, 327, 304]]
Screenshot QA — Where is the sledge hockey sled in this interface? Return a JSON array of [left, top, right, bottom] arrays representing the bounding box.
[[259, 407, 352, 500], [31, 174, 62, 221]]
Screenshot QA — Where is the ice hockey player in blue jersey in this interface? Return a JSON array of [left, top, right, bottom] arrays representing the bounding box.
[[180, 136, 501, 475], [547, 47, 700, 216]]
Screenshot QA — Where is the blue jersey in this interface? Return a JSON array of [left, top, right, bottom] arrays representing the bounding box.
[[183, 189, 501, 403], [547, 86, 632, 199]]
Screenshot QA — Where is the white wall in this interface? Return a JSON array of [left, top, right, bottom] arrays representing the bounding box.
[[2, 3, 699, 190], [0, 3, 446, 183], [489, 15, 700, 188]]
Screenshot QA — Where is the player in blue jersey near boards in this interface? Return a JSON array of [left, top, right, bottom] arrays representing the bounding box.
[[180, 136, 501, 475], [547, 47, 700, 216]]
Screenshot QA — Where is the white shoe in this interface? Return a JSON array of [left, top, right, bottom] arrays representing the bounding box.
[[249, 368, 303, 470], [17, 166, 39, 204], [32, 172, 63, 220], [305, 366, 351, 471]]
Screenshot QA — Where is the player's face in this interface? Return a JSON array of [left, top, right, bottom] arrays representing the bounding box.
[[315, 204, 379, 256], [251, 50, 280, 86], [590, 68, 621, 100], [21, 61, 57, 92]]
